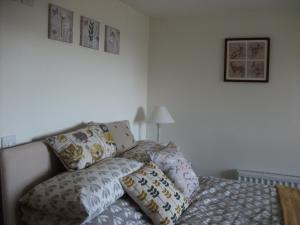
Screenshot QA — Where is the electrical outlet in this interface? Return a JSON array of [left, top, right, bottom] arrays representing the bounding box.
[[1, 135, 17, 149]]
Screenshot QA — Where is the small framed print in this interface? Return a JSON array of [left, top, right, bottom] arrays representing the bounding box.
[[80, 16, 100, 50], [105, 25, 120, 55], [224, 38, 270, 82], [48, 4, 73, 43]]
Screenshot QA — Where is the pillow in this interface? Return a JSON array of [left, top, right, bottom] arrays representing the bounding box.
[[20, 157, 143, 224], [120, 162, 189, 225], [148, 143, 199, 200], [121, 140, 166, 163], [106, 120, 137, 154], [46, 123, 116, 170]]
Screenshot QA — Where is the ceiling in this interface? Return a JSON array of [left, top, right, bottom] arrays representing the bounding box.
[[120, 0, 300, 17]]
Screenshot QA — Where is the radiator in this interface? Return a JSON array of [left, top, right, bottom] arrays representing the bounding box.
[[236, 169, 300, 188]]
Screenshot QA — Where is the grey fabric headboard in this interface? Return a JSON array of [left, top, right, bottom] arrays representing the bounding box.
[[0, 142, 65, 225]]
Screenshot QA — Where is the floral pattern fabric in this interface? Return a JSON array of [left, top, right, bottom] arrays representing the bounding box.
[[86, 196, 152, 225], [93, 176, 282, 225], [148, 144, 199, 200], [120, 162, 189, 225], [177, 177, 282, 225], [20, 158, 143, 225], [46, 123, 116, 170], [21, 176, 283, 225]]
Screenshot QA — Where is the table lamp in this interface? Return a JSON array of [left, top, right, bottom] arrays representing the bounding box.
[[148, 106, 175, 142]]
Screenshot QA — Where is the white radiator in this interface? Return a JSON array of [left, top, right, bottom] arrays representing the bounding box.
[[236, 169, 300, 188]]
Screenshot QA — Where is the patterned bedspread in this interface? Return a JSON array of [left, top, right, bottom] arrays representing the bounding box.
[[86, 176, 283, 225], [22, 140, 283, 225]]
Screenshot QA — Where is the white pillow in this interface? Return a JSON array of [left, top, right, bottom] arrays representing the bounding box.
[[148, 143, 199, 200]]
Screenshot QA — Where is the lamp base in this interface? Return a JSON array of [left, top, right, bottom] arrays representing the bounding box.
[[156, 123, 161, 142]]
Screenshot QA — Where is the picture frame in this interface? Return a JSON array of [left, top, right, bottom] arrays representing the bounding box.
[[224, 38, 270, 82], [80, 16, 100, 50], [48, 4, 73, 43], [104, 25, 120, 55]]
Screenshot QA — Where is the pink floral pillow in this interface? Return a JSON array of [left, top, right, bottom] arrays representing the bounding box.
[[148, 143, 199, 200]]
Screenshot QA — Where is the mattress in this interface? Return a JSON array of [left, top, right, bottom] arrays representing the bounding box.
[[85, 176, 283, 225]]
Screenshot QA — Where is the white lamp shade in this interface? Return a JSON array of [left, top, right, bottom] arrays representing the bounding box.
[[148, 106, 175, 124]]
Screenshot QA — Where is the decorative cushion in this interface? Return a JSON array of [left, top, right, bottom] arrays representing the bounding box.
[[20, 158, 143, 224], [46, 123, 116, 170], [121, 140, 166, 163], [120, 162, 189, 225], [106, 120, 137, 154], [148, 143, 199, 200]]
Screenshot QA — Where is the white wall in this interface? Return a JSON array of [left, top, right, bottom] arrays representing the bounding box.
[[148, 9, 300, 176], [1, 0, 299, 178], [0, 0, 149, 143]]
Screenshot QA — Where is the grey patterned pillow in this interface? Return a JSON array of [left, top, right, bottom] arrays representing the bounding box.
[[19, 158, 143, 224]]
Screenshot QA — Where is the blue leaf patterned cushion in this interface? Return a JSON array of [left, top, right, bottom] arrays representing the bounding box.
[[120, 162, 189, 225], [20, 158, 143, 224]]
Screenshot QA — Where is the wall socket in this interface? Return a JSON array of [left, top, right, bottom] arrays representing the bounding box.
[[1, 135, 17, 149]]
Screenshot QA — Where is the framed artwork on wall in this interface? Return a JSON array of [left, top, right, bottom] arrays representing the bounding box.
[[80, 16, 100, 50], [48, 4, 73, 43], [105, 25, 120, 55], [224, 38, 270, 82]]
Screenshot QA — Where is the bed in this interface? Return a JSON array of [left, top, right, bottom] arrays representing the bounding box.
[[75, 176, 282, 225], [0, 140, 287, 225]]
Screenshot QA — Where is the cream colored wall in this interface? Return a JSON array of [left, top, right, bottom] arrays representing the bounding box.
[[1, 0, 299, 177], [148, 10, 300, 176], [0, 0, 149, 143]]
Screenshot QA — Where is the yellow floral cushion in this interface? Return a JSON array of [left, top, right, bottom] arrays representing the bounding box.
[[46, 124, 116, 170], [120, 162, 189, 225]]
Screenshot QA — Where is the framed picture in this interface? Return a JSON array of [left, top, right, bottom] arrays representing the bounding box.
[[80, 16, 100, 50], [48, 4, 73, 43], [224, 38, 270, 82], [105, 25, 120, 55]]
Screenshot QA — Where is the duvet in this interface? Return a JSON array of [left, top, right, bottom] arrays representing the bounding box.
[[21, 140, 283, 225], [85, 176, 282, 225]]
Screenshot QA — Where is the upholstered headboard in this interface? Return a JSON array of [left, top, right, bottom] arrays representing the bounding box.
[[0, 142, 65, 225]]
